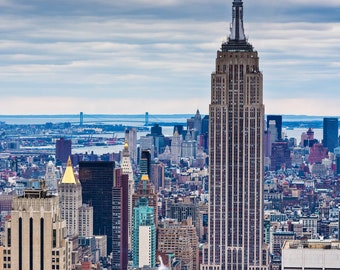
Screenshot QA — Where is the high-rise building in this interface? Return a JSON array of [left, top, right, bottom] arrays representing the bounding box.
[[149, 124, 166, 156], [201, 1, 269, 269], [80, 112, 84, 126], [120, 141, 135, 251], [181, 131, 197, 160], [140, 149, 152, 177], [171, 129, 182, 165], [59, 158, 94, 266], [158, 218, 199, 270], [112, 168, 129, 270], [308, 143, 328, 164], [267, 115, 282, 141], [323, 117, 339, 152], [167, 197, 198, 228], [79, 161, 115, 254], [187, 109, 202, 139], [45, 160, 58, 192], [78, 204, 93, 238], [125, 127, 138, 165], [270, 142, 292, 171], [132, 197, 156, 268], [58, 157, 82, 237], [56, 137, 72, 165], [334, 147, 340, 176], [150, 162, 165, 192], [303, 128, 318, 147], [2, 183, 72, 270], [132, 174, 158, 229], [139, 136, 155, 160]]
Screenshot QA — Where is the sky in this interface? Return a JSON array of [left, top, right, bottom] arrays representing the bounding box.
[[0, 0, 339, 116]]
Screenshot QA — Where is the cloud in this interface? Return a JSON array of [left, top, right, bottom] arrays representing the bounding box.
[[0, 1, 339, 115]]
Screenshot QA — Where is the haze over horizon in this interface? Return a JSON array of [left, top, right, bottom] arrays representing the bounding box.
[[0, 0, 339, 115]]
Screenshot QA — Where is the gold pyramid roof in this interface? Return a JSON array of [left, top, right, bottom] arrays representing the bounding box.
[[141, 174, 149, 181], [61, 157, 78, 184]]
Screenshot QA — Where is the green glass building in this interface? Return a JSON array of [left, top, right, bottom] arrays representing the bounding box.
[[132, 196, 156, 268]]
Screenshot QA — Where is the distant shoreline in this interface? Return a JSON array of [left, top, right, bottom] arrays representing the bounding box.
[[0, 114, 339, 127]]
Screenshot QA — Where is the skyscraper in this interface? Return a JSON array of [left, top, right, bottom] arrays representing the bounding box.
[[56, 137, 72, 164], [158, 218, 199, 270], [132, 174, 158, 229], [140, 149, 152, 177], [323, 117, 339, 152], [201, 1, 268, 269], [125, 127, 137, 165], [120, 141, 134, 251], [112, 168, 129, 270], [267, 115, 282, 141], [2, 182, 71, 270], [79, 161, 115, 254], [45, 160, 58, 192], [132, 196, 156, 268], [58, 157, 82, 237], [171, 128, 182, 165]]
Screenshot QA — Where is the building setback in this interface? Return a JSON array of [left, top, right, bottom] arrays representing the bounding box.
[[2, 184, 71, 270], [201, 0, 269, 269]]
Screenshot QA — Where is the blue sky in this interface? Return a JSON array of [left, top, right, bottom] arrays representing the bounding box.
[[0, 0, 339, 115]]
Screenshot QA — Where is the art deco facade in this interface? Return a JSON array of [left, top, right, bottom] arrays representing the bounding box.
[[201, 0, 268, 269], [2, 184, 71, 270]]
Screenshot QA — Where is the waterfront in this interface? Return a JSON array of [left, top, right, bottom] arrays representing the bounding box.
[[0, 114, 337, 156], [0, 114, 191, 126]]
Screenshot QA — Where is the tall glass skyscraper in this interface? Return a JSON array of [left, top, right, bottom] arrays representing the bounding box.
[[201, 0, 268, 269], [323, 117, 339, 152], [79, 161, 115, 254]]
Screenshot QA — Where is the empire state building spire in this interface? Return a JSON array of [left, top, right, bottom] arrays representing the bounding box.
[[222, 0, 253, 52]]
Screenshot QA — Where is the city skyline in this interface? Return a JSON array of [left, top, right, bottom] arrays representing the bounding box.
[[0, 0, 339, 115]]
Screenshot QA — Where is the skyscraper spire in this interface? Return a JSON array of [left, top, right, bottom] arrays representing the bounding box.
[[201, 0, 269, 269], [222, 0, 253, 52], [230, 0, 245, 41]]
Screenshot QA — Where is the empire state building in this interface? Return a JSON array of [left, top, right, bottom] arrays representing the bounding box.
[[201, 1, 269, 269]]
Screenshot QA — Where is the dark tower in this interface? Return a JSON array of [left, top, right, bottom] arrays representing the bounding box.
[[323, 117, 338, 152], [112, 168, 129, 270], [140, 149, 151, 177], [79, 161, 115, 254], [55, 137, 71, 164], [267, 115, 282, 141], [80, 112, 84, 126]]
